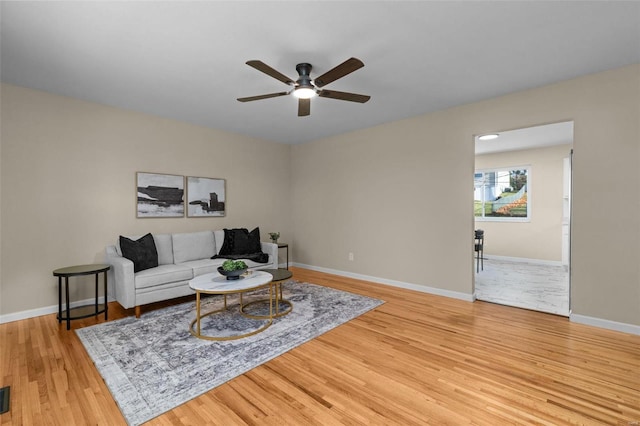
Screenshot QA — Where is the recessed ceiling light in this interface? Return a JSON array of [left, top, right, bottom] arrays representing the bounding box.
[[478, 134, 499, 141]]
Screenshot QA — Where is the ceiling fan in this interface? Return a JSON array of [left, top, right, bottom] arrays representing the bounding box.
[[237, 57, 371, 117]]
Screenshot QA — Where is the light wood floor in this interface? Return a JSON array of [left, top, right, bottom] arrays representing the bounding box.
[[2, 267, 639, 425]]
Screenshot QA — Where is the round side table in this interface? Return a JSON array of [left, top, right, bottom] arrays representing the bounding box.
[[241, 268, 293, 319], [53, 264, 110, 330], [277, 243, 289, 270]]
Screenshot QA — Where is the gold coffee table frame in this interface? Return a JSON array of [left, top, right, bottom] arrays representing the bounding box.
[[241, 269, 293, 319], [189, 270, 274, 341]]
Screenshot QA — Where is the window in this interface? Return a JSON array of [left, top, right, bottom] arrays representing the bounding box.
[[474, 167, 530, 221]]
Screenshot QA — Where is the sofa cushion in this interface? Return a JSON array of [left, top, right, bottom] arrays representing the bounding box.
[[179, 257, 272, 278], [243, 257, 273, 269], [117, 233, 173, 265], [213, 230, 225, 255], [116, 236, 139, 256], [219, 227, 262, 255], [172, 231, 215, 263], [119, 233, 158, 273], [179, 258, 225, 277], [153, 233, 174, 265], [134, 264, 194, 289]]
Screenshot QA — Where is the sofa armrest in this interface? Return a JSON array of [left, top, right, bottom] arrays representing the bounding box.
[[106, 245, 136, 309], [261, 241, 278, 269]]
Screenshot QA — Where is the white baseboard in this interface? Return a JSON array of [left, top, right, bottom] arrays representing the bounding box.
[[0, 296, 114, 324], [294, 262, 475, 302], [4, 270, 638, 337], [294, 262, 640, 336], [570, 313, 640, 336]]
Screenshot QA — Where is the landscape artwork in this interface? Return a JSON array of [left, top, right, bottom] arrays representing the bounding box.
[[136, 172, 185, 218], [187, 176, 226, 217]]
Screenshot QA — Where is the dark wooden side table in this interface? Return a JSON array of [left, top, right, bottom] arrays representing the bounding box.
[[277, 242, 289, 270], [53, 263, 110, 330], [241, 269, 293, 319]]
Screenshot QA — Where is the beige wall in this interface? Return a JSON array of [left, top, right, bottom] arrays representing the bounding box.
[[291, 110, 474, 295], [475, 144, 572, 261], [292, 64, 640, 326], [0, 84, 291, 316], [2, 64, 639, 328]]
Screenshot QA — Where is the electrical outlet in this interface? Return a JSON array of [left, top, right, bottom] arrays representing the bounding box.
[[348, 252, 354, 261]]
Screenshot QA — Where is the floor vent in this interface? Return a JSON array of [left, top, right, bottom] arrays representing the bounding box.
[[0, 386, 9, 414]]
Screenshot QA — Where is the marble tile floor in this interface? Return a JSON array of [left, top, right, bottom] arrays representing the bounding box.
[[475, 258, 570, 316]]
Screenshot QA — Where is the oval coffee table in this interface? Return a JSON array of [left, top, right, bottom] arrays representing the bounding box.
[[241, 269, 293, 319], [188, 270, 273, 341]]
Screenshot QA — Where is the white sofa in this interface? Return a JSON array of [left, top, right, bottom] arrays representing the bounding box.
[[105, 230, 278, 317]]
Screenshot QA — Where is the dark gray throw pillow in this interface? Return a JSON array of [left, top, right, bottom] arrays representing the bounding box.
[[219, 227, 262, 255], [119, 233, 158, 273]]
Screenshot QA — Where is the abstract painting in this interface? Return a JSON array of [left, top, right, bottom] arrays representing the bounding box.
[[187, 176, 225, 217], [136, 172, 184, 218]]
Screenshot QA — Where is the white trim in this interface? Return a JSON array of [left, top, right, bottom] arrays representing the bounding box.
[[296, 262, 638, 336], [475, 217, 530, 223], [0, 296, 112, 324], [570, 314, 640, 336], [4, 273, 637, 337], [485, 255, 563, 267], [294, 263, 475, 302], [474, 165, 531, 222]]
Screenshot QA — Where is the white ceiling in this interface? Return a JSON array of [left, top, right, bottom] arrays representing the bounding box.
[[1, 1, 639, 144], [475, 121, 574, 155]]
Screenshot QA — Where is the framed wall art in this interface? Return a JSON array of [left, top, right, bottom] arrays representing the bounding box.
[[187, 176, 226, 217], [136, 172, 185, 218]]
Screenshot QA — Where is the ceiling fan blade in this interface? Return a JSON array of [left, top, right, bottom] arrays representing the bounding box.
[[318, 89, 370, 103], [298, 98, 310, 116], [313, 57, 364, 88], [246, 60, 294, 85], [237, 91, 290, 102]]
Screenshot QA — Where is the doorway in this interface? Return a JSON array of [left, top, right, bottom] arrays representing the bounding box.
[[474, 122, 573, 316]]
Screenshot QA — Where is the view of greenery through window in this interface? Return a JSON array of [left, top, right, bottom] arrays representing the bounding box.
[[474, 168, 529, 219]]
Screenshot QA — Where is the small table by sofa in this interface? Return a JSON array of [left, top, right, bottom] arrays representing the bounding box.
[[277, 242, 289, 269], [53, 263, 110, 330], [241, 268, 293, 319], [188, 270, 274, 341]]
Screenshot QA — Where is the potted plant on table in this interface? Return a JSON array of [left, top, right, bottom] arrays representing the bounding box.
[[217, 260, 248, 280], [268, 232, 280, 244]]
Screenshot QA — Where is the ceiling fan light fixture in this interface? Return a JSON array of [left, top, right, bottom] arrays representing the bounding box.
[[478, 133, 500, 141], [292, 86, 317, 99], [239, 58, 369, 115]]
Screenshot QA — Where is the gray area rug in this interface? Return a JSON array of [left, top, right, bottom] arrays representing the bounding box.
[[76, 280, 384, 425]]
